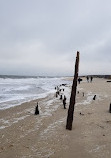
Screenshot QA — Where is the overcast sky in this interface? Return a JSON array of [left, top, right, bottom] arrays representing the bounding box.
[[0, 0, 111, 76]]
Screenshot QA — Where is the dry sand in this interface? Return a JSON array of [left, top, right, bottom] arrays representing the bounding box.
[[0, 77, 111, 158]]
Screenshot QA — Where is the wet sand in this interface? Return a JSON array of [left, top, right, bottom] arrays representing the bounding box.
[[0, 78, 111, 158]]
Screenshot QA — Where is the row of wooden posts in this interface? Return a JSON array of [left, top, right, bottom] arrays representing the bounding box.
[[34, 51, 79, 131], [35, 51, 111, 130]]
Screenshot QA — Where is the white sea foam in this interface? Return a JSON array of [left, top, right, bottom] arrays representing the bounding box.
[[0, 77, 71, 110], [76, 91, 103, 106], [0, 115, 29, 129], [40, 117, 65, 137]]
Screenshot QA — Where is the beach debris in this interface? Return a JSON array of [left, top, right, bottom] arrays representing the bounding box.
[[80, 112, 84, 115], [107, 80, 111, 82], [96, 124, 104, 129], [63, 95, 66, 109], [77, 91, 79, 94], [106, 120, 111, 123], [61, 84, 67, 86], [93, 95, 96, 100], [109, 103, 111, 113], [9, 144, 14, 148], [87, 112, 92, 115], [35, 102, 39, 115], [66, 51, 79, 130], [1, 147, 4, 150]]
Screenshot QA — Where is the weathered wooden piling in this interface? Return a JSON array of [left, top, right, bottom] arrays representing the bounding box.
[[60, 95, 62, 100], [109, 103, 111, 113], [66, 51, 79, 130], [35, 102, 39, 115], [93, 95, 96, 100], [63, 95, 66, 109], [56, 92, 58, 97]]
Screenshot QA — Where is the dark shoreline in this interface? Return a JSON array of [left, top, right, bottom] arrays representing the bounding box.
[[80, 75, 111, 79], [0, 74, 111, 79]]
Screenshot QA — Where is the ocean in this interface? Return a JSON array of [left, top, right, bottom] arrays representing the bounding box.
[[0, 75, 71, 110]]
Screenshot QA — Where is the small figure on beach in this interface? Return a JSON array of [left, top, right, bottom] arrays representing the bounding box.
[[86, 76, 89, 82], [93, 95, 96, 100], [83, 92, 84, 97], [63, 95, 66, 109], [90, 76, 93, 82], [77, 91, 79, 94], [35, 102, 39, 115], [78, 78, 82, 84]]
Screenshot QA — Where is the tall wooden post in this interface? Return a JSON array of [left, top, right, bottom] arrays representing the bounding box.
[[109, 103, 111, 113], [66, 51, 79, 130]]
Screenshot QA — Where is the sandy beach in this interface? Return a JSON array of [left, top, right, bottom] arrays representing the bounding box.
[[0, 77, 111, 158]]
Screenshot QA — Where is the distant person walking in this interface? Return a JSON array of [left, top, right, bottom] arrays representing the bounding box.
[[86, 76, 89, 82], [90, 76, 93, 82], [78, 78, 82, 84]]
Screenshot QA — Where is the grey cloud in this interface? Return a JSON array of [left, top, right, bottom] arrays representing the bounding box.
[[0, 0, 111, 76]]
